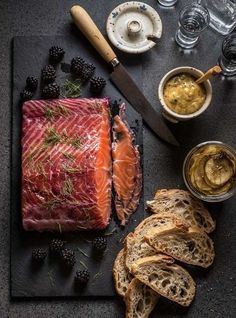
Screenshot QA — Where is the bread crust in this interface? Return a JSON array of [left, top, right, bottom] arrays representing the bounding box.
[[125, 278, 159, 318], [145, 223, 215, 268], [113, 248, 132, 297], [131, 255, 196, 307], [146, 189, 215, 233]]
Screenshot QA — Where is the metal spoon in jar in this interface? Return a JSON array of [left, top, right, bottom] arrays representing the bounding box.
[[196, 65, 222, 84]]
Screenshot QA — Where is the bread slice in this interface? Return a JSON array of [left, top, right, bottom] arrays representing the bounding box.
[[113, 248, 133, 297], [146, 189, 215, 233], [145, 223, 215, 268], [131, 255, 196, 307], [125, 213, 189, 271], [125, 278, 159, 318], [125, 232, 157, 272]]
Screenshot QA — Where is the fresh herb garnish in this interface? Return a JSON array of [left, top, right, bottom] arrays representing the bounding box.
[[47, 270, 55, 287], [42, 198, 61, 210], [62, 152, 74, 160], [61, 79, 81, 98], [45, 103, 68, 120], [77, 247, 89, 258], [79, 260, 88, 269], [63, 165, 81, 174], [70, 136, 82, 149], [92, 272, 103, 283], [62, 178, 73, 196], [104, 227, 117, 236], [44, 127, 61, 146]]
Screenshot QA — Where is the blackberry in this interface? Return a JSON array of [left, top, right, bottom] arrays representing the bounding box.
[[20, 89, 33, 101], [81, 62, 96, 82], [92, 236, 107, 252], [42, 83, 60, 99], [26, 76, 38, 91], [60, 248, 76, 268], [70, 56, 85, 75], [49, 46, 65, 63], [50, 239, 65, 254], [41, 65, 56, 83], [32, 248, 47, 262], [74, 270, 90, 285], [90, 76, 106, 94]]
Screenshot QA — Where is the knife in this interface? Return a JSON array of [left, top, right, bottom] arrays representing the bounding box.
[[70, 6, 179, 146]]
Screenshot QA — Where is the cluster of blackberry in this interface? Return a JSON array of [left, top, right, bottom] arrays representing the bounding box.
[[20, 46, 65, 101], [32, 236, 107, 287], [20, 76, 38, 102], [21, 45, 107, 102], [41, 46, 65, 99], [70, 56, 106, 94]]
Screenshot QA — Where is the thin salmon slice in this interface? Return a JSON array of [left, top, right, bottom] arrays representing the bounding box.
[[112, 104, 142, 226], [21, 98, 112, 231]]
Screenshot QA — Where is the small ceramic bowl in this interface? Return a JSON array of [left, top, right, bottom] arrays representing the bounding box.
[[183, 141, 236, 202], [158, 66, 212, 123]]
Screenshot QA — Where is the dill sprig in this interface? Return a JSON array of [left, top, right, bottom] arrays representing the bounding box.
[[76, 247, 89, 258], [63, 165, 81, 174], [62, 152, 74, 160], [91, 272, 103, 284], [44, 127, 61, 146], [79, 260, 88, 269], [70, 136, 82, 149], [61, 79, 81, 98], [47, 270, 55, 287], [104, 227, 117, 236], [42, 198, 61, 210], [45, 103, 68, 120], [62, 178, 73, 196]]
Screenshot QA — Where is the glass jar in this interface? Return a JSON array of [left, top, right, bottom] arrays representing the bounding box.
[[183, 141, 236, 202]]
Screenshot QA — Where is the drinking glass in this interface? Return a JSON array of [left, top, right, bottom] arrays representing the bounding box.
[[218, 32, 236, 76], [175, 3, 210, 49], [158, 0, 178, 7], [203, 0, 236, 35]]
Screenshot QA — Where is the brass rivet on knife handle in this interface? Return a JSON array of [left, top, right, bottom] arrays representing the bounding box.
[[70, 6, 117, 64]]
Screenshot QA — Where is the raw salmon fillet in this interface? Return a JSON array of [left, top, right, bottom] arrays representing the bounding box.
[[21, 98, 112, 231], [112, 104, 142, 226]]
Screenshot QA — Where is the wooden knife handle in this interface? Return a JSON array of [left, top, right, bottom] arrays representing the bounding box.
[[70, 5, 117, 64]]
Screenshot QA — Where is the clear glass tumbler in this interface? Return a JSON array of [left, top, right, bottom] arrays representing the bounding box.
[[218, 32, 236, 76], [204, 0, 236, 35], [158, 0, 178, 7], [175, 3, 210, 49]]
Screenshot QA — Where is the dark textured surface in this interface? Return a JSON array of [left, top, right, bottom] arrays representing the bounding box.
[[11, 35, 143, 298], [0, 0, 236, 317]]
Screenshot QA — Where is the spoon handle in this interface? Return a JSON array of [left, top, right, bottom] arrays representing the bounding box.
[[196, 65, 222, 84]]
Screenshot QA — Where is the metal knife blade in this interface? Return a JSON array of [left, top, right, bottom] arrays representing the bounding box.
[[70, 6, 179, 146], [110, 63, 179, 146]]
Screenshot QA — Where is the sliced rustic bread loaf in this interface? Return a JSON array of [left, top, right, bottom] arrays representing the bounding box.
[[125, 278, 159, 318], [113, 248, 132, 297], [125, 213, 188, 271], [146, 189, 215, 233], [131, 255, 196, 307], [145, 223, 215, 268]]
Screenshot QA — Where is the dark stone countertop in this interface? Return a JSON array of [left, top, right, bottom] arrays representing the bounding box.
[[0, 0, 235, 317]]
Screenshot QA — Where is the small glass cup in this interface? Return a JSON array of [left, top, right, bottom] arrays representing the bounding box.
[[158, 0, 178, 7], [218, 32, 236, 76], [175, 3, 210, 49]]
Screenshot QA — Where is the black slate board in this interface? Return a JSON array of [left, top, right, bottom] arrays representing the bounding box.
[[11, 35, 144, 298]]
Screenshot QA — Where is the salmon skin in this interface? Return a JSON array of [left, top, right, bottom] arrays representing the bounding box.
[[21, 98, 112, 231], [112, 104, 142, 226]]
